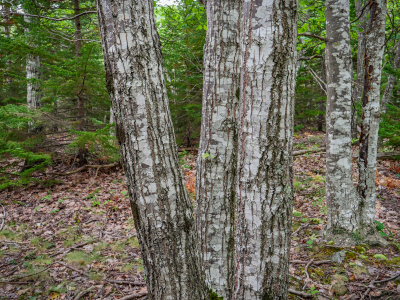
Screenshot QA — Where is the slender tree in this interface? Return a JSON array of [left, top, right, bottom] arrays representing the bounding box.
[[234, 0, 298, 298], [96, 0, 208, 298], [195, 1, 241, 298], [325, 0, 387, 245], [357, 0, 387, 235], [381, 36, 400, 113], [25, 15, 41, 109]]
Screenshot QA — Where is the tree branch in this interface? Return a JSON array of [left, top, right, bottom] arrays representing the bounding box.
[[351, 0, 372, 24], [4, 10, 97, 22], [298, 33, 327, 42]]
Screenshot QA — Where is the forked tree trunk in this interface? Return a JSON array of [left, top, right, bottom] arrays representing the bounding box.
[[234, 0, 297, 298], [325, 0, 387, 245], [96, 0, 208, 298], [381, 37, 400, 113], [195, 1, 241, 298], [357, 0, 387, 234], [25, 16, 42, 109]]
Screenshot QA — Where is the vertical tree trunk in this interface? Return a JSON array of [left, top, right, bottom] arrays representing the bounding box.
[[381, 37, 400, 113], [3, 1, 12, 85], [195, 0, 241, 298], [325, 0, 361, 241], [234, 0, 297, 298], [351, 0, 369, 138], [357, 0, 387, 233], [25, 16, 42, 109], [73, 0, 84, 122], [325, 0, 387, 245], [96, 1, 208, 299], [317, 55, 326, 132]]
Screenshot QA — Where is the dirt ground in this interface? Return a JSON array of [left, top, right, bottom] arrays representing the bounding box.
[[0, 131, 399, 300]]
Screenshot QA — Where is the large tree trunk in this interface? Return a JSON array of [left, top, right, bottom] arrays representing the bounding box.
[[96, 1, 208, 299], [351, 0, 369, 137], [325, 0, 361, 242], [195, 1, 241, 299], [3, 1, 12, 85], [381, 37, 400, 113], [25, 16, 42, 109], [357, 0, 387, 235], [234, 0, 297, 298]]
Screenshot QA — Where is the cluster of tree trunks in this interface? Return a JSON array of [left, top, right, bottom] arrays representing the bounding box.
[[94, 0, 390, 298]]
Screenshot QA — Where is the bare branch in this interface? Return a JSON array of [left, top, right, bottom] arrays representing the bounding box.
[[298, 32, 327, 42], [4, 10, 97, 22]]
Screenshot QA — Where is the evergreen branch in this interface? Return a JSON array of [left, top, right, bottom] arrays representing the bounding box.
[[298, 33, 327, 42], [4, 11, 97, 22]]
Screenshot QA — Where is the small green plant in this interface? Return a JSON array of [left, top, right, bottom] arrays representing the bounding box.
[[50, 208, 59, 214], [92, 200, 101, 207], [41, 191, 52, 201], [202, 153, 215, 159], [86, 188, 102, 199], [375, 220, 393, 238], [308, 286, 319, 296]]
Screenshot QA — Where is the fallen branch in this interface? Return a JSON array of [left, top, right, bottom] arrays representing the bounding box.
[[302, 259, 314, 290], [54, 261, 89, 277], [74, 286, 95, 300], [293, 148, 326, 156], [288, 288, 313, 298], [290, 260, 332, 266], [49, 162, 120, 176], [374, 272, 400, 284], [50, 241, 91, 258], [119, 291, 148, 300], [106, 279, 146, 285]]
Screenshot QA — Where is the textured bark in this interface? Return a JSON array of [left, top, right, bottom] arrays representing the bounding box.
[[357, 0, 387, 231], [195, 1, 241, 299], [96, 1, 208, 299], [381, 37, 400, 113], [234, 0, 297, 298], [325, 0, 387, 245], [74, 0, 85, 122], [25, 16, 42, 109], [3, 2, 12, 84], [351, 0, 369, 137], [325, 0, 362, 237]]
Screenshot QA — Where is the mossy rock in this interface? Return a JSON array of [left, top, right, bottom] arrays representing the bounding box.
[[332, 274, 348, 283], [350, 265, 369, 275], [331, 283, 347, 296]]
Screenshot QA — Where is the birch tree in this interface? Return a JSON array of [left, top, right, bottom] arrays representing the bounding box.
[[325, 0, 387, 245], [234, 0, 298, 298], [96, 0, 208, 298], [25, 15, 41, 109], [195, 1, 241, 298]]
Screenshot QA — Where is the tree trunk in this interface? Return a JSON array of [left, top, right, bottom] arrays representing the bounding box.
[[325, 0, 361, 242], [96, 1, 208, 299], [381, 36, 400, 113], [3, 1, 12, 84], [325, 0, 387, 246], [357, 0, 387, 235], [351, 0, 369, 138], [25, 16, 42, 109], [317, 54, 326, 132], [234, 0, 297, 298], [73, 0, 84, 123], [195, 0, 241, 298]]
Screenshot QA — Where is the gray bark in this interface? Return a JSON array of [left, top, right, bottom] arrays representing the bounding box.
[[234, 0, 297, 298], [325, 0, 387, 245], [96, 1, 208, 299], [73, 0, 84, 123], [357, 0, 387, 232], [195, 1, 241, 299], [381, 37, 400, 113], [25, 16, 41, 109], [325, 0, 361, 239]]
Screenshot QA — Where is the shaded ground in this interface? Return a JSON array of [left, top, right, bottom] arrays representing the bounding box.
[[0, 131, 399, 299]]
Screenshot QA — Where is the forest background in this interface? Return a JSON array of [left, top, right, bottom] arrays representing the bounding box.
[[0, 0, 400, 299]]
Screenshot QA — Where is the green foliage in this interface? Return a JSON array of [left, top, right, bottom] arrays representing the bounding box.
[[375, 220, 393, 238], [209, 289, 224, 300], [380, 104, 400, 151]]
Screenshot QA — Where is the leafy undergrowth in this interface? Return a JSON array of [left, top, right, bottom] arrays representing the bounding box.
[[0, 132, 399, 299]]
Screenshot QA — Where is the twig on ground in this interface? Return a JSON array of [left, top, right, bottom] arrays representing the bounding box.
[[49, 162, 120, 176], [374, 272, 400, 284], [293, 148, 326, 156], [363, 274, 380, 298], [290, 260, 332, 266], [291, 224, 308, 236], [302, 259, 314, 290], [54, 261, 89, 277], [288, 288, 313, 298], [50, 241, 91, 258], [106, 279, 146, 285], [0, 281, 37, 284], [0, 203, 6, 231], [11, 264, 54, 280], [119, 291, 148, 300], [74, 286, 95, 300]]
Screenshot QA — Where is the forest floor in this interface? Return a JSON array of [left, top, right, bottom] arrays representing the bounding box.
[[0, 131, 399, 300]]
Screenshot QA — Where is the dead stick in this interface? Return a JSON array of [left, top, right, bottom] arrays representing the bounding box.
[[74, 286, 94, 300], [106, 279, 146, 285], [374, 273, 400, 284], [119, 291, 148, 300], [54, 261, 89, 277], [302, 259, 314, 290], [288, 288, 313, 298], [290, 260, 332, 265], [0, 203, 5, 231]]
